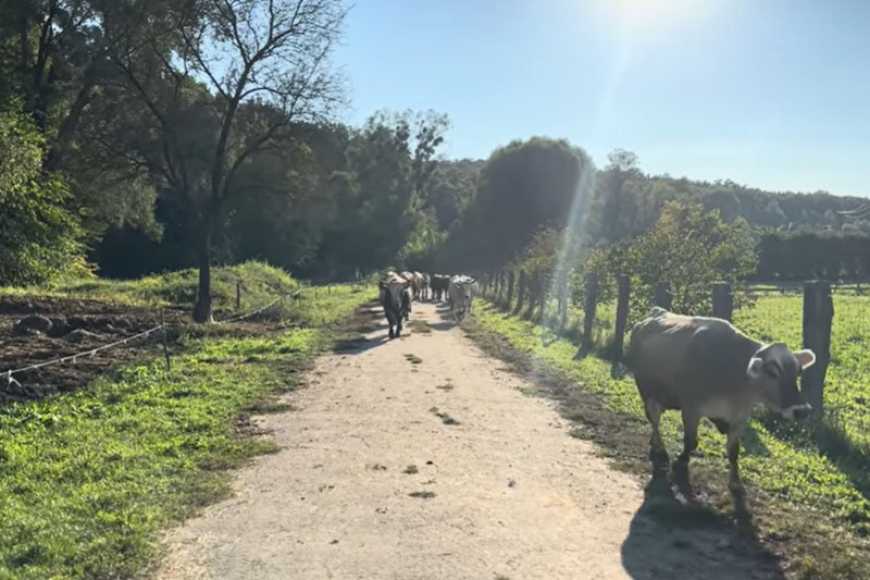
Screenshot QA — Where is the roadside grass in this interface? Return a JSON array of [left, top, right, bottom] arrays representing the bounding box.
[[0, 282, 375, 579], [0, 261, 299, 313], [469, 299, 869, 580]]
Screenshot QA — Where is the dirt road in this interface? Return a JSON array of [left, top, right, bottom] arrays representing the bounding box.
[[158, 302, 773, 580]]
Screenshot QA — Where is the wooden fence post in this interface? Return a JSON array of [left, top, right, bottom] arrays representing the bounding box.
[[654, 282, 672, 310], [514, 270, 527, 314], [577, 273, 599, 357], [611, 275, 631, 375], [802, 281, 834, 416], [558, 269, 570, 332], [161, 309, 171, 373], [506, 271, 515, 310], [537, 273, 548, 322], [712, 282, 733, 321], [498, 271, 506, 306], [525, 272, 540, 319], [236, 280, 242, 311]]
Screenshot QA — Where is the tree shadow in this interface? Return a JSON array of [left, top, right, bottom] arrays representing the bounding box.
[[620, 473, 783, 579]]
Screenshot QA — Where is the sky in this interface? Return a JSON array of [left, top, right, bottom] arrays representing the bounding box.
[[333, 0, 870, 197]]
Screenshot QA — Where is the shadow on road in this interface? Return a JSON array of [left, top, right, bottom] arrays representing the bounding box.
[[620, 475, 783, 580]]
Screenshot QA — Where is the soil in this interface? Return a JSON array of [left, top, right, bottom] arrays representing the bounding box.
[[0, 295, 270, 403], [158, 302, 779, 580]]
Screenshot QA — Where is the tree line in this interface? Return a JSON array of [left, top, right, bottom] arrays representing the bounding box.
[[2, 1, 867, 321]]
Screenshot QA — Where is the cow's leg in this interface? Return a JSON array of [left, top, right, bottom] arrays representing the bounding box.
[[674, 410, 700, 490], [642, 396, 668, 468], [727, 424, 745, 497], [396, 316, 403, 337]]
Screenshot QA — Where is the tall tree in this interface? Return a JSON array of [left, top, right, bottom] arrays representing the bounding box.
[[444, 137, 594, 271], [102, 0, 346, 321]]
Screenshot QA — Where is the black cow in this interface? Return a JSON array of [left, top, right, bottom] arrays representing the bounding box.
[[380, 277, 412, 338], [430, 274, 450, 303]]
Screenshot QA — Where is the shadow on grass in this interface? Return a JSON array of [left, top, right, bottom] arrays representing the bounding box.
[[759, 411, 870, 506]]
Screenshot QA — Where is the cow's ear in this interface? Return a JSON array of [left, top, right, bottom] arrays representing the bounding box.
[[746, 357, 765, 379], [794, 349, 816, 370]]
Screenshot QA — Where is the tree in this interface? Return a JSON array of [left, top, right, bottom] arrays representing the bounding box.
[[585, 201, 757, 321], [444, 137, 594, 271], [0, 106, 85, 284], [102, 0, 346, 320], [0, 0, 159, 239]]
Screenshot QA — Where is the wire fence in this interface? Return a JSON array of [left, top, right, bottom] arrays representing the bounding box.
[[2, 287, 305, 390]]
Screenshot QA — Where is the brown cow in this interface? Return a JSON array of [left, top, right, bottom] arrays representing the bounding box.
[[627, 307, 815, 495]]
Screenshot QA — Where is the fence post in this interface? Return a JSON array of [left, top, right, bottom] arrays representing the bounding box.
[[802, 281, 833, 416], [236, 280, 242, 311], [611, 274, 631, 376], [536, 272, 547, 322], [161, 309, 171, 373], [654, 282, 672, 310], [506, 271, 515, 310], [558, 269, 570, 332], [577, 273, 599, 357], [712, 282, 733, 321], [514, 270, 526, 314]]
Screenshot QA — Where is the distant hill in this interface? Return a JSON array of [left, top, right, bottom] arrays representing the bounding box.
[[666, 178, 870, 234]]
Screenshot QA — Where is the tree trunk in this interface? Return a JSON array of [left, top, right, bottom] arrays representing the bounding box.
[[193, 229, 214, 323]]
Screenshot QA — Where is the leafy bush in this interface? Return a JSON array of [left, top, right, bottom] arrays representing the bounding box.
[[582, 201, 757, 321], [0, 107, 86, 285]]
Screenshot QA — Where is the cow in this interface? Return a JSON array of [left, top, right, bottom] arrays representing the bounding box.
[[627, 307, 815, 496], [413, 271, 427, 301], [420, 273, 431, 301], [430, 274, 450, 302], [400, 271, 420, 301], [379, 274, 412, 339], [448, 275, 478, 321]]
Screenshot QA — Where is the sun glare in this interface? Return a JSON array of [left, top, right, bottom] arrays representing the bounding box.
[[606, 0, 712, 37]]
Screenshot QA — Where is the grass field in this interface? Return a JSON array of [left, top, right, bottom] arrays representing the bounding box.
[[0, 272, 375, 579], [470, 296, 870, 579]]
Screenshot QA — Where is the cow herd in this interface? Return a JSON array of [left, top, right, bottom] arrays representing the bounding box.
[[375, 272, 819, 499], [377, 271, 479, 338]]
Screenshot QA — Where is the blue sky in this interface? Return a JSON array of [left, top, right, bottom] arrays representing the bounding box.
[[333, 0, 870, 197]]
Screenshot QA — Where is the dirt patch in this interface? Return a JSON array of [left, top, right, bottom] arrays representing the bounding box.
[[0, 294, 285, 404]]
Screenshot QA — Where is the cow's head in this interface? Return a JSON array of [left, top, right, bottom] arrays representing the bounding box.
[[747, 343, 815, 419]]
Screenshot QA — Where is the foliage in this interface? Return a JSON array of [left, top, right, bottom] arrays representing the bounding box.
[[583, 201, 758, 320], [442, 137, 594, 272], [0, 280, 374, 579], [757, 231, 870, 281], [0, 106, 86, 285]]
